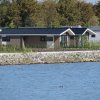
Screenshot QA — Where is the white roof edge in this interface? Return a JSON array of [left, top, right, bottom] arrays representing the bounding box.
[[82, 28, 96, 35], [60, 28, 75, 36]]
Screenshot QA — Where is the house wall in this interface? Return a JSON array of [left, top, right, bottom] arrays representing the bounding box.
[[54, 36, 60, 48], [0, 36, 21, 47], [69, 36, 83, 47], [69, 37, 75, 47], [24, 36, 60, 48], [0, 36, 61, 48], [7, 36, 21, 47], [89, 31, 100, 42], [0, 35, 73, 48], [24, 36, 47, 48]]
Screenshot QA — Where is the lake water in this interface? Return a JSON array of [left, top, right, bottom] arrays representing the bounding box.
[[0, 62, 100, 100]]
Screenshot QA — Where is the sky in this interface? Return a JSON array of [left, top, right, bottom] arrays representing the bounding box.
[[37, 0, 99, 4], [86, 0, 99, 4]]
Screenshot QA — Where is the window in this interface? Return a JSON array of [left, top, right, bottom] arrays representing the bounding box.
[[70, 36, 74, 39], [47, 37, 53, 41], [91, 35, 95, 38], [40, 36, 46, 41], [2, 37, 10, 42]]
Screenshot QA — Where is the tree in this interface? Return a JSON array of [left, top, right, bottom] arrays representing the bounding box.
[[94, 1, 100, 25], [0, 0, 99, 27], [88, 15, 99, 26], [16, 0, 38, 27], [8, 21, 16, 28], [0, 1, 10, 27], [57, 0, 80, 26], [6, 1, 20, 27], [77, 1, 96, 26], [41, 0, 60, 27]]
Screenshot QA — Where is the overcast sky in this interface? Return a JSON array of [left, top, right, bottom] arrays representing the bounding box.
[[38, 0, 99, 4], [86, 0, 99, 4]]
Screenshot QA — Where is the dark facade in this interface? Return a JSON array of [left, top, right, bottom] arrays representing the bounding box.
[[23, 36, 47, 48], [0, 36, 21, 47]]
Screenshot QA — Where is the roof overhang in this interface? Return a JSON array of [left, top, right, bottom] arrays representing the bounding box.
[[60, 28, 75, 36], [0, 34, 60, 36], [82, 28, 96, 35]]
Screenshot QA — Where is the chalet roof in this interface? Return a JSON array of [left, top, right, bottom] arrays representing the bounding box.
[[70, 28, 87, 35]]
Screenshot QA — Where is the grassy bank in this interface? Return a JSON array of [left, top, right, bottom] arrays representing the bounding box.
[[0, 46, 32, 53], [0, 41, 100, 52]]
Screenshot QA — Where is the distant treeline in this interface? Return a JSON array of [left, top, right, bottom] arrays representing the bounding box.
[[0, 0, 100, 27]]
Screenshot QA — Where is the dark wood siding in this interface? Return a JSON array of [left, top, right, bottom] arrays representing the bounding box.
[[24, 36, 47, 48], [7, 36, 21, 47], [54, 36, 60, 48]]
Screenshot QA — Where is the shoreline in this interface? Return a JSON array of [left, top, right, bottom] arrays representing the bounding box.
[[0, 50, 100, 65]]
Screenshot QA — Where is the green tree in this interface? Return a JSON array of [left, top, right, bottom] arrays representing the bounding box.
[[0, 0, 10, 27], [8, 21, 16, 28], [57, 0, 80, 26], [0, 0, 20, 27], [41, 0, 60, 27], [16, 0, 38, 27], [94, 1, 100, 25], [88, 15, 99, 26], [0, 5, 7, 26], [78, 1, 95, 26], [6, 2, 20, 27], [0, 0, 98, 27]]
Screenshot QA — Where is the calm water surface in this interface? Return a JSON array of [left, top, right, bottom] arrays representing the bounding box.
[[0, 62, 100, 100]]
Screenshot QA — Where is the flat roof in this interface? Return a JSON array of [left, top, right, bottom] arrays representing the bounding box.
[[0, 27, 95, 35], [0, 28, 68, 35], [90, 26, 100, 31]]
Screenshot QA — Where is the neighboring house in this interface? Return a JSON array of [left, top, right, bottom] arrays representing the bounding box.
[[0, 27, 96, 48], [89, 26, 100, 42]]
